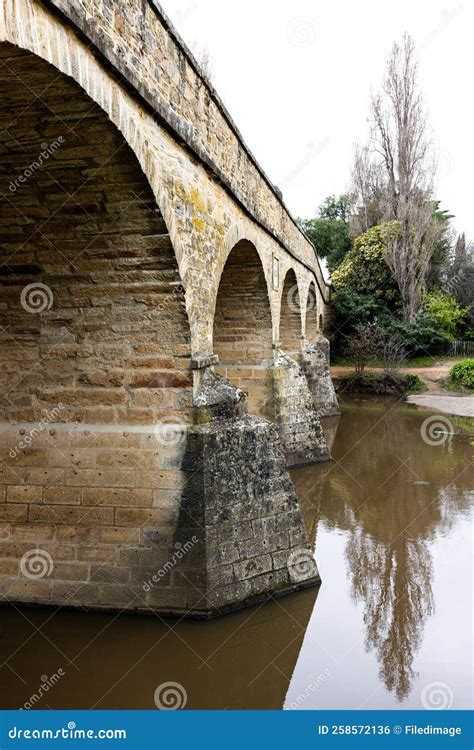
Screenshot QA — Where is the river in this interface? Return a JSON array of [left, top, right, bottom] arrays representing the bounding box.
[[1, 397, 472, 710]]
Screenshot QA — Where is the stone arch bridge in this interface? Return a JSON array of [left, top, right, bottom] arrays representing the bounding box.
[[0, 0, 339, 616]]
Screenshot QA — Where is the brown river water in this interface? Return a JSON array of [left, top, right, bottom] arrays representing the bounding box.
[[0, 397, 472, 710]]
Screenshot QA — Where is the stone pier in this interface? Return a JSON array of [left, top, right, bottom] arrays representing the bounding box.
[[273, 352, 330, 466], [302, 335, 340, 418]]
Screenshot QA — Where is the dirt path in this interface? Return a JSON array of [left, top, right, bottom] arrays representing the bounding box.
[[331, 361, 457, 393]]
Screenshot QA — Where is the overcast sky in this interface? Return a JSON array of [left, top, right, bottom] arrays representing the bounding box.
[[162, 0, 471, 241]]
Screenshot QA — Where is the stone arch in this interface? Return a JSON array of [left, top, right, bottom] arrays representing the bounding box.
[[0, 42, 192, 425], [209, 221, 275, 337], [279, 268, 303, 355], [305, 281, 319, 342], [0, 3, 198, 340], [212, 239, 274, 418]]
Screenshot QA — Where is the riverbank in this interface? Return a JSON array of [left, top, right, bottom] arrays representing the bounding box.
[[331, 361, 474, 417], [331, 360, 457, 393]]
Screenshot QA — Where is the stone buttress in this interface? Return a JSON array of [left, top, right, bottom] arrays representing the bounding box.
[[168, 368, 320, 616], [301, 334, 340, 418], [272, 351, 330, 467]]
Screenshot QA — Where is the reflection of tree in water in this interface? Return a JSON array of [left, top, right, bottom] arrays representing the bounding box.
[[296, 403, 472, 703], [347, 530, 433, 701]]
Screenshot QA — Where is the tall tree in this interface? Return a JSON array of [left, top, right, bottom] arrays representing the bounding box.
[[358, 34, 442, 321]]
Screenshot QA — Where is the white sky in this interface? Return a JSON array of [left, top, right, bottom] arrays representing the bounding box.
[[162, 0, 472, 241]]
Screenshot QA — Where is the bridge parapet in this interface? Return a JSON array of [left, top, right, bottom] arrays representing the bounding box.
[[48, 0, 329, 302]]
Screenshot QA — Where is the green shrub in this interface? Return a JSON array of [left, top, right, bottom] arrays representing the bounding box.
[[449, 359, 474, 388], [377, 314, 451, 356], [402, 374, 427, 392], [331, 222, 401, 305], [423, 291, 468, 339]]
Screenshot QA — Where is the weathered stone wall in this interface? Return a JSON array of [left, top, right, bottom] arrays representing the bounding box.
[[0, 422, 192, 610], [0, 44, 192, 425], [186, 370, 319, 614], [0, 43, 194, 611], [305, 281, 321, 342], [273, 352, 329, 466], [302, 338, 340, 418]]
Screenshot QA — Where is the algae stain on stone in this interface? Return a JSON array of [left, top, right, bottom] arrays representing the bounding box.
[[193, 217, 205, 232], [189, 186, 206, 213]]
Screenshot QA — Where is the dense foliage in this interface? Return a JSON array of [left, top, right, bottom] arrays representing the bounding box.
[[422, 291, 468, 338], [449, 359, 474, 388], [301, 193, 472, 359], [331, 222, 400, 305]]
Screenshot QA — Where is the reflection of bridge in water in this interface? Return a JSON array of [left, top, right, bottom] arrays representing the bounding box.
[[0, 586, 319, 709]]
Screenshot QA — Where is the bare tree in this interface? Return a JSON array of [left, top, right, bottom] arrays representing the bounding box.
[[349, 144, 385, 238], [379, 330, 407, 373], [349, 35, 442, 321], [370, 33, 441, 321], [345, 322, 383, 375]]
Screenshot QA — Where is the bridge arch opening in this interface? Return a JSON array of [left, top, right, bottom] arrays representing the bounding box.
[[305, 281, 319, 342], [0, 40, 197, 613], [279, 269, 302, 355], [213, 240, 274, 418], [0, 43, 192, 426]]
